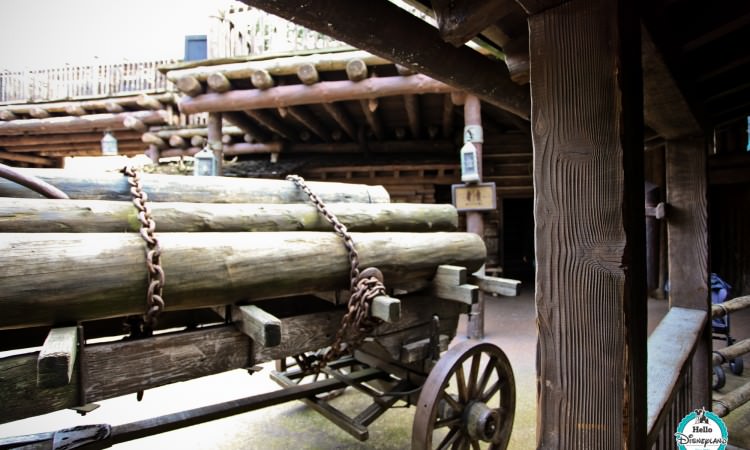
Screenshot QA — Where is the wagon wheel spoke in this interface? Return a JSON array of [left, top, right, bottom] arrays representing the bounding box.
[[412, 340, 516, 450]]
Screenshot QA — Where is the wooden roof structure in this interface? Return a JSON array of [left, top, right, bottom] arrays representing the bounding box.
[[0, 93, 175, 166], [228, 0, 750, 448]]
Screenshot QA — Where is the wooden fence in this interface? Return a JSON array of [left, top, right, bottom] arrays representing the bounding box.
[[0, 60, 174, 103], [209, 5, 349, 59]]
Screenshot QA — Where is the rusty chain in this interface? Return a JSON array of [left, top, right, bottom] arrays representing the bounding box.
[[122, 166, 165, 333], [286, 175, 385, 371]]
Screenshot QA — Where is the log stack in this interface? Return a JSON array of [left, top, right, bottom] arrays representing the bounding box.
[[0, 169, 485, 423]]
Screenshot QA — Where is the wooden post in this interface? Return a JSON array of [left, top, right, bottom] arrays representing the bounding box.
[[37, 327, 78, 388], [529, 0, 646, 447], [207, 112, 223, 175], [666, 138, 710, 410], [464, 94, 485, 339]]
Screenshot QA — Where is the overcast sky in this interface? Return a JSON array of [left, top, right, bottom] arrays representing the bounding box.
[[0, 0, 236, 71]]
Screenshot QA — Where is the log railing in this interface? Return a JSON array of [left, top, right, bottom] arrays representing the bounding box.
[[711, 295, 750, 418], [646, 307, 707, 448], [0, 60, 174, 103], [209, 5, 349, 59]]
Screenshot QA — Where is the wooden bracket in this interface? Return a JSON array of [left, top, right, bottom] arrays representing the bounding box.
[[37, 326, 78, 388], [431, 265, 479, 304], [371, 295, 401, 323], [645, 202, 667, 219], [234, 305, 282, 348], [469, 272, 522, 297]]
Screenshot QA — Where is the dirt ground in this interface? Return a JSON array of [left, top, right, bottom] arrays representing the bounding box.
[[0, 289, 747, 449]]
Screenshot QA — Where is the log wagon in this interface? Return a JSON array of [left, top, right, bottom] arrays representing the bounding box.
[[0, 166, 519, 449]]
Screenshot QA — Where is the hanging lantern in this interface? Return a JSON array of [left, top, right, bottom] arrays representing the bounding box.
[[101, 132, 118, 156], [193, 146, 217, 176]]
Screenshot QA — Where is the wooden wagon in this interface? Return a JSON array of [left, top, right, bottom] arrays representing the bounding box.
[[0, 167, 519, 449]]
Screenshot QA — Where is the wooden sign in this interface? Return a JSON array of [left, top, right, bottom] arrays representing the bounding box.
[[452, 182, 497, 211]]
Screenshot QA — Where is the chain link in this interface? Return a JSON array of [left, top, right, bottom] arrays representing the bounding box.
[[286, 175, 385, 371], [122, 166, 165, 330]]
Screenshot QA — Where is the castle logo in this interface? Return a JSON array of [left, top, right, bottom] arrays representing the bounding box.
[[674, 407, 728, 450]]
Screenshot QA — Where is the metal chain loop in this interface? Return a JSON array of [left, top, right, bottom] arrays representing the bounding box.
[[286, 175, 385, 371], [122, 166, 165, 330]]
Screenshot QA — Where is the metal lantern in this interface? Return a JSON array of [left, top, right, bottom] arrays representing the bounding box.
[[100, 132, 118, 156], [193, 146, 217, 176], [460, 141, 480, 183]]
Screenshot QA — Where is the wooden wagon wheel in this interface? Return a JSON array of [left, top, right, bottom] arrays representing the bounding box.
[[412, 340, 515, 450]]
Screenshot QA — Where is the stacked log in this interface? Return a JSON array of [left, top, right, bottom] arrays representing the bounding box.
[[0, 169, 482, 423]]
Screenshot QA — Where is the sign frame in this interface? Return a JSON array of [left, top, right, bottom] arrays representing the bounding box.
[[451, 182, 497, 212]]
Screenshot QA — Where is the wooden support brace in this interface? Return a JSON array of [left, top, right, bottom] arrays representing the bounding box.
[[37, 326, 78, 388], [469, 273, 521, 297], [321, 103, 357, 140], [371, 295, 401, 323], [400, 334, 450, 364], [287, 106, 330, 141], [245, 110, 295, 140], [234, 305, 282, 348], [645, 202, 666, 219], [431, 265, 479, 304]]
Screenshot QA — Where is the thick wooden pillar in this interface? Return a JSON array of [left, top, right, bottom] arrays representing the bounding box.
[[666, 138, 710, 408], [464, 95, 486, 339], [207, 112, 223, 175], [529, 0, 646, 448]]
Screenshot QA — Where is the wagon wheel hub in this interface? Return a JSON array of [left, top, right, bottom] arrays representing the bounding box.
[[464, 401, 501, 442]]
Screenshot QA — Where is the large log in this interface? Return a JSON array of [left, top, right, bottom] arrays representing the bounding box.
[[165, 50, 391, 83], [0, 93, 176, 117], [0, 169, 390, 203], [0, 232, 485, 329], [0, 198, 458, 233], [0, 130, 142, 147], [179, 75, 454, 115], [0, 111, 167, 136]]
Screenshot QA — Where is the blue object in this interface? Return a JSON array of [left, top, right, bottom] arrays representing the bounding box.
[[184, 35, 207, 61], [711, 273, 731, 331]]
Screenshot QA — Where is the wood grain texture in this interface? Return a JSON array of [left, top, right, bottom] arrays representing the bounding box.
[[666, 138, 711, 412], [0, 232, 485, 329], [0, 169, 390, 203], [530, 0, 646, 447], [37, 326, 78, 388]]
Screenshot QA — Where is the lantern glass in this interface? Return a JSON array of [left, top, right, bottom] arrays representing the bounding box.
[[460, 142, 480, 183], [101, 132, 118, 156], [193, 147, 216, 176]]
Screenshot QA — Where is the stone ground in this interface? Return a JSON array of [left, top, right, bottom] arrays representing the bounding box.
[[0, 289, 747, 449]]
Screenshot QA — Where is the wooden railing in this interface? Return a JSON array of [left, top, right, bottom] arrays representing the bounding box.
[[209, 5, 349, 59], [0, 60, 174, 103]]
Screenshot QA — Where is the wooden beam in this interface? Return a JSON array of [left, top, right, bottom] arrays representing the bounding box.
[[64, 104, 87, 116], [0, 111, 167, 136], [514, 0, 567, 15], [0, 168, 391, 203], [287, 106, 330, 141], [141, 132, 167, 149], [296, 63, 319, 85], [371, 295, 401, 323], [0, 131, 142, 147], [207, 112, 223, 175], [179, 75, 455, 115], [0, 110, 18, 121], [251, 69, 275, 90], [244, 110, 296, 140], [234, 305, 281, 347], [168, 134, 188, 149], [642, 27, 703, 139], [136, 94, 163, 110], [430, 265, 479, 305], [223, 111, 271, 142], [403, 94, 421, 138], [666, 138, 710, 409], [104, 102, 124, 113], [432, 0, 519, 46], [238, 0, 529, 118], [37, 326, 78, 388], [469, 273, 521, 296], [176, 75, 204, 97], [530, 0, 646, 447], [345, 59, 368, 82], [321, 103, 357, 140], [0, 198, 458, 233], [29, 107, 50, 119], [359, 100, 383, 140], [166, 50, 391, 83], [0, 232, 485, 329], [0, 151, 53, 166], [207, 72, 232, 93]]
